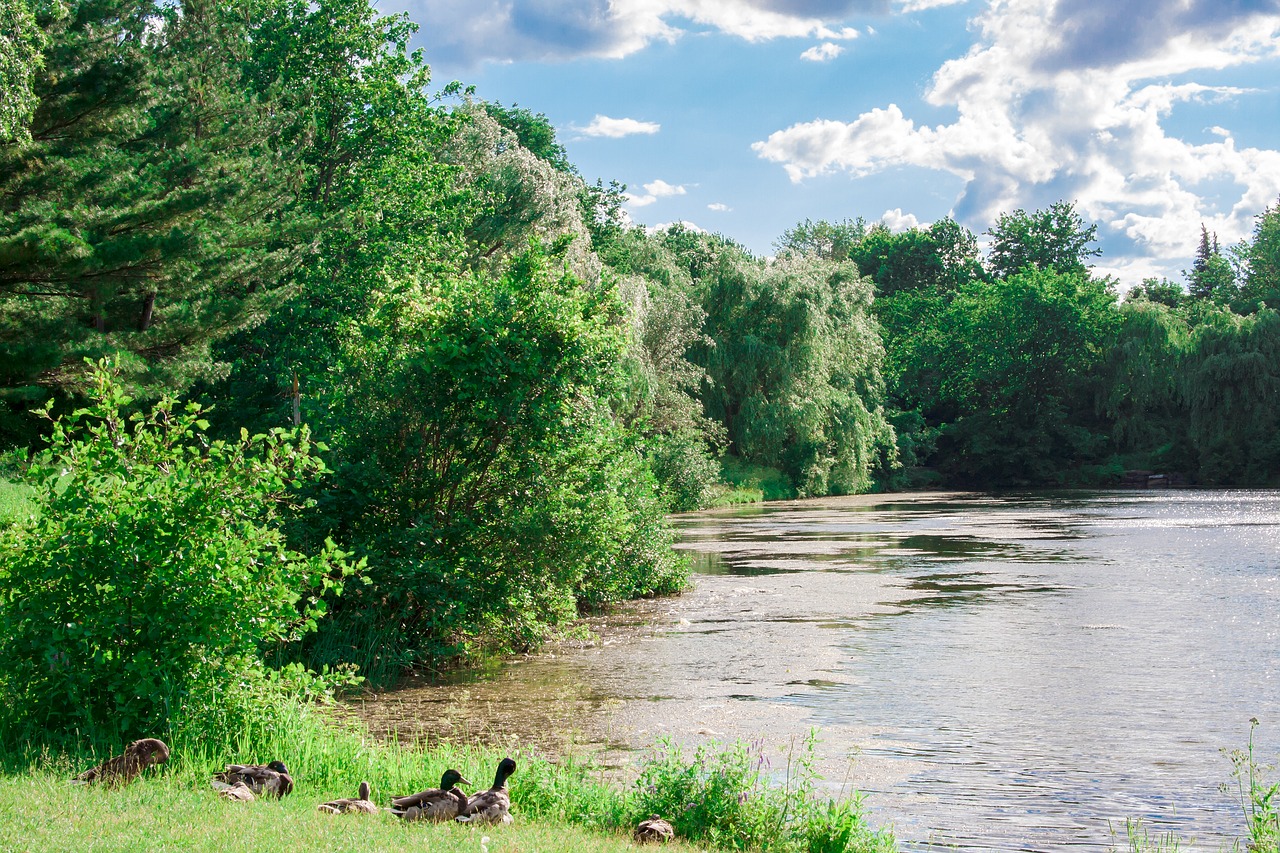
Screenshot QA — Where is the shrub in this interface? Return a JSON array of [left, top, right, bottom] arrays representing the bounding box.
[[0, 362, 355, 747], [633, 734, 895, 852]]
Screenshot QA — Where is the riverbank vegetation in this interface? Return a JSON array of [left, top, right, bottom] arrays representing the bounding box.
[[1, 1, 1279, 849]]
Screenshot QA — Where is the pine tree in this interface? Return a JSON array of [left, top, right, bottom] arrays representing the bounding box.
[[0, 0, 305, 442]]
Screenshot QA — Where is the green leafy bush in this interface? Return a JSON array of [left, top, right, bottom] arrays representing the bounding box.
[[647, 428, 721, 512], [633, 734, 895, 852], [0, 362, 354, 747]]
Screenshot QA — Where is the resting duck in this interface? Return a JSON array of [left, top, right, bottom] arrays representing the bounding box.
[[457, 758, 516, 825], [318, 780, 378, 815], [72, 738, 170, 787], [211, 761, 294, 798], [218, 781, 256, 802], [634, 814, 676, 843], [389, 768, 471, 821]]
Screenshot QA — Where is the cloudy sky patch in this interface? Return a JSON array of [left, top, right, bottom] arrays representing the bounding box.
[[392, 0, 1280, 285]]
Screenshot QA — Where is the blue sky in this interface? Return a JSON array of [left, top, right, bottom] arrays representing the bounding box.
[[381, 0, 1280, 287]]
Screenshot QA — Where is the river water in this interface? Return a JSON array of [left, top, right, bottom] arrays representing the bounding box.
[[354, 490, 1280, 851]]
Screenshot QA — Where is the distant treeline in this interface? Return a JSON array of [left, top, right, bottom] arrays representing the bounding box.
[[2, 0, 1279, 696]]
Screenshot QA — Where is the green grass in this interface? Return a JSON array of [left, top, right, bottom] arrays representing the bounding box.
[[0, 771, 708, 852], [0, 477, 33, 526]]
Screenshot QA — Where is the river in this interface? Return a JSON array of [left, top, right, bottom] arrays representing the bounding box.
[[354, 490, 1280, 851]]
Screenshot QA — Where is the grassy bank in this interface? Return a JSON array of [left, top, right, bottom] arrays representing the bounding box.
[[0, 771, 708, 853], [0, 700, 897, 853]]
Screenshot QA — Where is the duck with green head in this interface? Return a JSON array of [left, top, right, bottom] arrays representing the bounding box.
[[389, 768, 471, 822], [211, 761, 294, 799], [457, 758, 516, 825]]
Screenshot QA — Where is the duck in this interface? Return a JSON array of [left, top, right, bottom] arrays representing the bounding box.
[[318, 780, 378, 815], [72, 738, 170, 787], [389, 768, 471, 821], [456, 757, 516, 825], [634, 814, 676, 843], [218, 781, 256, 802], [211, 761, 294, 798]]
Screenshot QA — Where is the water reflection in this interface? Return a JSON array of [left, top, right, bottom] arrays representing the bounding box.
[[353, 490, 1280, 851]]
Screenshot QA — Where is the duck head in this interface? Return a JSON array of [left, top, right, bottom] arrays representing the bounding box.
[[128, 738, 170, 766], [493, 757, 517, 788], [441, 768, 472, 790]]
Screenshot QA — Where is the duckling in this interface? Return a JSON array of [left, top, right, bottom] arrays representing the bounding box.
[[218, 781, 257, 802], [389, 768, 471, 821], [634, 814, 676, 843], [318, 780, 378, 815], [72, 738, 170, 787], [456, 758, 516, 825], [211, 761, 294, 798]]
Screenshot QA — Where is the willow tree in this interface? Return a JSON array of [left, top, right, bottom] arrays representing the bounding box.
[[1181, 309, 1280, 484], [1098, 298, 1192, 470], [670, 230, 894, 496]]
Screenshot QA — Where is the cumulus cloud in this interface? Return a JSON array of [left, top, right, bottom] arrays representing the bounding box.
[[577, 115, 661, 137], [801, 42, 845, 61], [392, 0, 877, 69], [649, 219, 706, 235], [881, 208, 920, 231], [708, 202, 732, 211], [753, 0, 1280, 281], [625, 178, 688, 207]]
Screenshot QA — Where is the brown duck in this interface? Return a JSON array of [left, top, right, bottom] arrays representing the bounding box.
[[211, 761, 294, 798], [457, 758, 516, 825], [634, 814, 676, 843], [218, 781, 256, 802], [72, 738, 170, 787], [318, 780, 378, 815], [389, 768, 471, 821]]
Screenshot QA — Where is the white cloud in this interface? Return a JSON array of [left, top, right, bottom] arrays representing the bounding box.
[[752, 0, 1280, 283], [897, 0, 964, 9], [399, 0, 875, 69], [625, 178, 687, 208], [577, 114, 661, 138], [708, 202, 732, 212], [648, 220, 706, 235], [881, 208, 920, 232], [801, 43, 845, 62]]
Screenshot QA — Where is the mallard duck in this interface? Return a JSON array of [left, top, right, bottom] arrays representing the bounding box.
[[211, 761, 294, 798], [72, 738, 170, 787], [456, 757, 516, 825], [634, 814, 676, 843], [218, 781, 256, 802], [318, 780, 378, 815], [389, 768, 471, 821]]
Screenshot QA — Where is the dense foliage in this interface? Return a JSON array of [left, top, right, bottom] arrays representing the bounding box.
[[0, 364, 353, 746]]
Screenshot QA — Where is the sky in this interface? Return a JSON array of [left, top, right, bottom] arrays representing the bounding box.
[[378, 0, 1280, 288]]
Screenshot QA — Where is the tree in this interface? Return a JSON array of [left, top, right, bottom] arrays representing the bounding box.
[[0, 0, 44, 140], [482, 101, 573, 173], [986, 200, 1101, 279], [1187, 224, 1237, 303], [849, 218, 984, 297], [927, 268, 1119, 485], [0, 0, 305, 444], [1241, 198, 1280, 311], [775, 218, 867, 261], [672, 231, 895, 496]]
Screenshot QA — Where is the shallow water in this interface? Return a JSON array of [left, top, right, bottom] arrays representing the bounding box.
[[353, 490, 1280, 851]]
